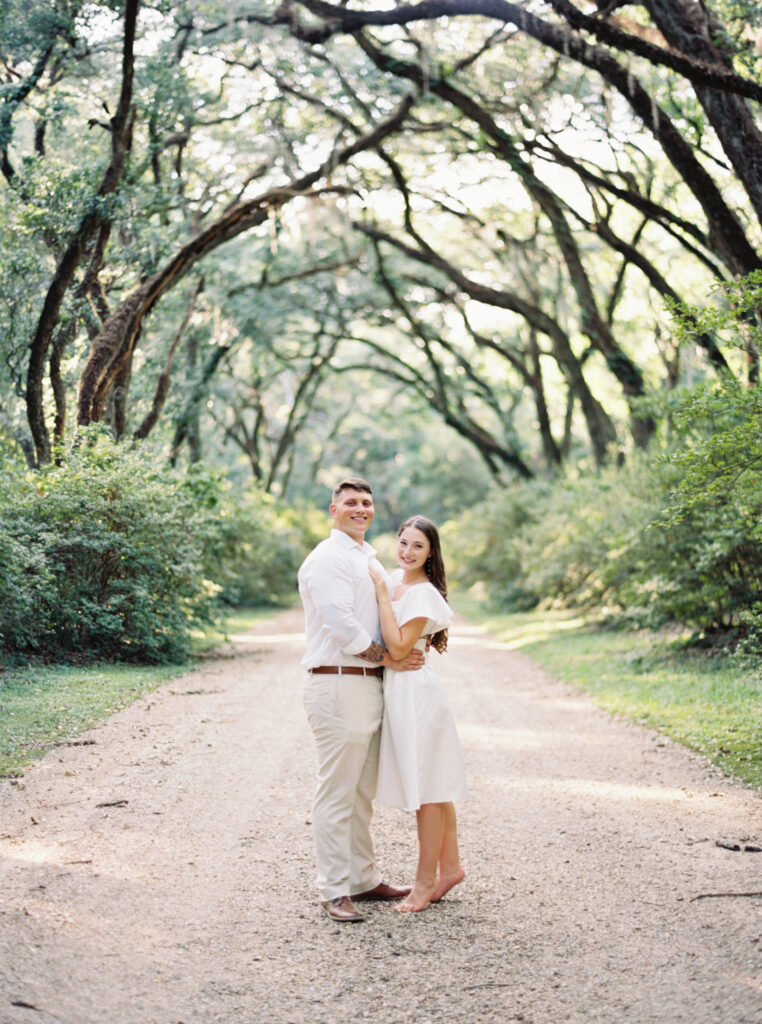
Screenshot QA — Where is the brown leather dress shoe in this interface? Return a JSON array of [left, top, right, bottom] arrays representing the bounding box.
[[320, 896, 365, 921], [353, 881, 412, 901]]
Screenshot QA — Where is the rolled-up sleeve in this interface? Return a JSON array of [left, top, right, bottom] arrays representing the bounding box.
[[300, 549, 373, 656]]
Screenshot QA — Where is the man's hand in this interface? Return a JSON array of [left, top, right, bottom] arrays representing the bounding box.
[[386, 648, 425, 672], [357, 642, 425, 672]]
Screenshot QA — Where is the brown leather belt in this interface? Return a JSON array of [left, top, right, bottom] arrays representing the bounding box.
[[309, 665, 383, 677]]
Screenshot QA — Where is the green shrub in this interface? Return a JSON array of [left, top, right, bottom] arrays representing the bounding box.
[[0, 509, 54, 650], [0, 432, 224, 662], [449, 273, 762, 653], [0, 431, 315, 663], [444, 483, 540, 609], [646, 275, 762, 642], [208, 495, 322, 608], [448, 458, 669, 616], [450, 422, 762, 645], [642, 379, 762, 639], [517, 468, 659, 610]]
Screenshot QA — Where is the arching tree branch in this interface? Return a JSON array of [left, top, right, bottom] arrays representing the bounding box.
[[76, 90, 416, 428]]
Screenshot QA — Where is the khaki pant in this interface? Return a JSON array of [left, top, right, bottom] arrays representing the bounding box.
[[303, 671, 384, 901]]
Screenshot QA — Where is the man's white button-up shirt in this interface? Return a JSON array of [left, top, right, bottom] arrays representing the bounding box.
[[298, 529, 387, 669]]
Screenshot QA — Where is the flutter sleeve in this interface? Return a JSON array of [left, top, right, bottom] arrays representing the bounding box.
[[397, 583, 453, 633]]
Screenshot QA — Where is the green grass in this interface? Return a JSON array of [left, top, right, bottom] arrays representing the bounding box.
[[0, 606, 279, 776], [0, 661, 188, 776], [473, 605, 762, 791]]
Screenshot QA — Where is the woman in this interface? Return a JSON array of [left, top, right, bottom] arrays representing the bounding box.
[[369, 515, 466, 913]]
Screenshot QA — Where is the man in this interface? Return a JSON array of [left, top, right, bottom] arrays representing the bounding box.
[[298, 477, 423, 922]]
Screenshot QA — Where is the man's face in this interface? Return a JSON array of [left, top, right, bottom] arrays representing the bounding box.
[[330, 488, 374, 541]]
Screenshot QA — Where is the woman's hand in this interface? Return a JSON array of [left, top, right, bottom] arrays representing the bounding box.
[[369, 561, 426, 661], [368, 562, 387, 596]]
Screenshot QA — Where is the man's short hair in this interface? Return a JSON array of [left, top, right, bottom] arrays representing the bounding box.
[[332, 477, 373, 502]]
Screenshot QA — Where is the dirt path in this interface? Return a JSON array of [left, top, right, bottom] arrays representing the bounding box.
[[1, 608, 761, 1024]]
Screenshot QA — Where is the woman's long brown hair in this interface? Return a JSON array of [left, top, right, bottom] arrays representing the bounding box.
[[399, 515, 449, 653]]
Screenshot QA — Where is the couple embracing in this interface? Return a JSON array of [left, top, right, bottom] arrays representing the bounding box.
[[298, 477, 466, 922]]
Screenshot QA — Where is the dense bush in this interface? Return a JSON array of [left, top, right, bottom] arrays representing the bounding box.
[[443, 484, 540, 610], [449, 433, 762, 645], [647, 375, 762, 643], [0, 432, 310, 663], [647, 276, 762, 643], [448, 275, 762, 652], [208, 495, 324, 609], [446, 455, 670, 618]]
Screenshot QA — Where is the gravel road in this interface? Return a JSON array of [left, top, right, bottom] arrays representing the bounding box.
[[1, 607, 761, 1024]]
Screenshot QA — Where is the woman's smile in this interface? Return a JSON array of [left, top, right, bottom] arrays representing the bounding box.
[[397, 526, 431, 580]]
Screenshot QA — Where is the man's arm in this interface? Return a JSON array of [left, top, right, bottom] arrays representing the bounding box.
[[357, 641, 425, 671], [303, 547, 424, 669], [357, 641, 385, 664], [303, 549, 376, 654]]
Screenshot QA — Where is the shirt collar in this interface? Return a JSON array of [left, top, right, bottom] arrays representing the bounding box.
[[331, 528, 376, 558]]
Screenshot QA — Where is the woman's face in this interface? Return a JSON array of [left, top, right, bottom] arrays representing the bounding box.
[[397, 526, 431, 574]]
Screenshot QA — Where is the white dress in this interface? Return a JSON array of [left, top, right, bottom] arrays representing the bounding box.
[[376, 573, 467, 811]]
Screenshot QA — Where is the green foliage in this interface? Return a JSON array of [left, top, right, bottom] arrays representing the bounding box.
[[452, 409, 762, 647], [0, 431, 222, 661], [448, 456, 670, 617], [2, 0, 747, 485], [451, 275, 762, 654], [669, 271, 762, 359], [443, 484, 540, 610], [209, 495, 322, 609], [653, 276, 762, 643], [0, 431, 310, 663]]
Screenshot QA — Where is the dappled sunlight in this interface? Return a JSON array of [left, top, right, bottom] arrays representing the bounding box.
[[497, 619, 587, 651], [1, 839, 61, 866], [449, 634, 518, 651], [459, 722, 613, 751], [1, 837, 132, 880], [1, 824, 201, 886], [229, 631, 304, 646], [489, 775, 703, 804], [459, 724, 546, 750], [540, 694, 598, 713], [450, 617, 587, 651], [451, 623, 489, 636]]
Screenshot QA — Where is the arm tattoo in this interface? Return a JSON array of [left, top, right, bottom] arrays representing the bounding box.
[[358, 641, 386, 664]]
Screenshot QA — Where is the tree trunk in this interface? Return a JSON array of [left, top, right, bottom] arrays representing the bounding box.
[[112, 351, 133, 440], [170, 342, 232, 466], [133, 277, 204, 440], [528, 329, 562, 469], [645, 0, 762, 232], [25, 0, 139, 464]]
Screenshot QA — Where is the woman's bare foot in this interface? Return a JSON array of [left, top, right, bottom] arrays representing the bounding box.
[[394, 880, 438, 913], [430, 866, 465, 903]]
